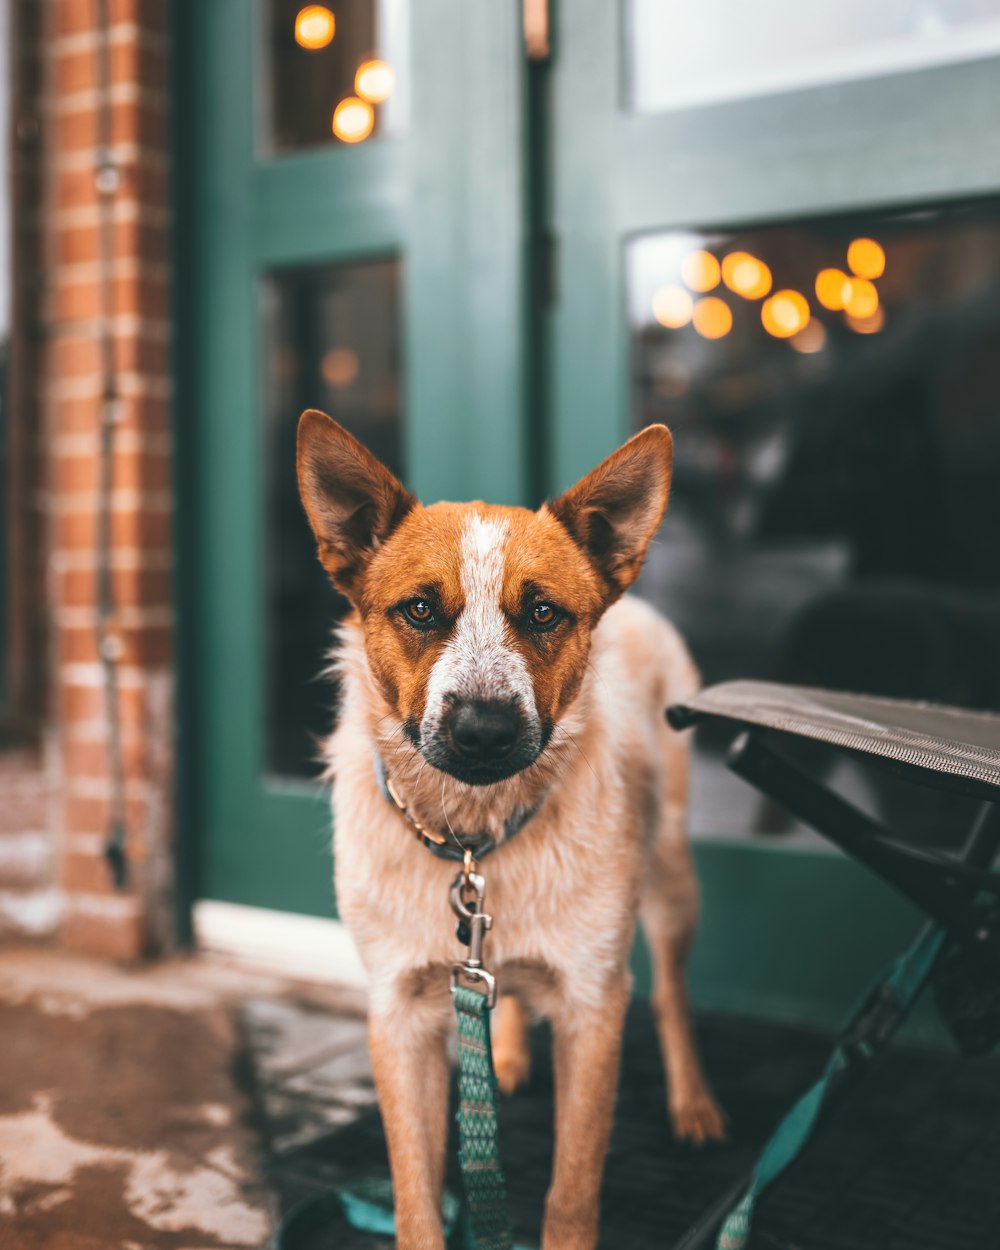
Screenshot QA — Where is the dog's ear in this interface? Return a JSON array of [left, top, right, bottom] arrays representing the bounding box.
[[546, 425, 673, 603], [297, 409, 416, 598]]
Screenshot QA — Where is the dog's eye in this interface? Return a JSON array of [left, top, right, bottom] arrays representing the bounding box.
[[529, 603, 560, 631], [402, 599, 436, 628]]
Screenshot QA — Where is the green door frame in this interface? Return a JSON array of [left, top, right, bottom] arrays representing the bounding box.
[[180, 0, 532, 919], [546, 2, 1000, 1028]]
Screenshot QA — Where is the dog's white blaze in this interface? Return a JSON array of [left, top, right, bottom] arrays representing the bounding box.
[[422, 515, 536, 729]]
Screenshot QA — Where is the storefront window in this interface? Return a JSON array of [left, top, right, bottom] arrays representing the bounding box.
[[629, 200, 1000, 840], [261, 258, 402, 777]]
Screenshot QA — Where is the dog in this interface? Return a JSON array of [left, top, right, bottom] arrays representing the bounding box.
[[296, 409, 725, 1250]]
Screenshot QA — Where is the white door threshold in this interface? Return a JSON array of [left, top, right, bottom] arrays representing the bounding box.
[[193, 900, 369, 990]]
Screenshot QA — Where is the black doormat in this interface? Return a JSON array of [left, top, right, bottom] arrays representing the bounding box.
[[264, 1004, 1000, 1250]]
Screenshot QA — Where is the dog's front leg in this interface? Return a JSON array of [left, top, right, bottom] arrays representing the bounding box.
[[543, 981, 630, 1250], [369, 995, 451, 1250]]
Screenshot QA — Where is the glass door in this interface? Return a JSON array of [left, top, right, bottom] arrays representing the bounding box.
[[189, 0, 531, 916], [546, 0, 1000, 1021]]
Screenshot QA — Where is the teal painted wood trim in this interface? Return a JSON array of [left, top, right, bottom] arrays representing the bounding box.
[[632, 840, 948, 1040], [614, 57, 1000, 237], [194, 0, 261, 912], [250, 147, 404, 267], [171, 0, 200, 944], [203, 787, 335, 918], [547, 0, 627, 488], [405, 1, 529, 506], [690, 841, 923, 1028]]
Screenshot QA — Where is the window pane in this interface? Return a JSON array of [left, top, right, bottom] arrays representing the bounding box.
[[262, 259, 402, 778], [628, 201, 1000, 843], [627, 0, 1000, 114], [263, 0, 408, 153]]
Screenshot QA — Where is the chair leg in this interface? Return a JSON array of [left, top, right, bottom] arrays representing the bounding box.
[[727, 732, 1000, 967]]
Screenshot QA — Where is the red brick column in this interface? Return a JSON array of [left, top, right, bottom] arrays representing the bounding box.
[[41, 0, 174, 958]]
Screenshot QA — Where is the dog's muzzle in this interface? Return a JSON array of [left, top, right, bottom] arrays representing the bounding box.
[[421, 698, 543, 785]]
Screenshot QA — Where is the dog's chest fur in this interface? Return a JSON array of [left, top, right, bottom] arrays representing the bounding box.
[[326, 595, 698, 1017]]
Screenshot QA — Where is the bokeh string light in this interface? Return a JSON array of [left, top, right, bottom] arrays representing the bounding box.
[[681, 250, 721, 293], [693, 296, 733, 339], [294, 5, 336, 50], [651, 238, 887, 343], [722, 252, 772, 300], [355, 58, 395, 104], [761, 289, 810, 338], [652, 284, 694, 328], [333, 97, 375, 143], [847, 237, 886, 280]]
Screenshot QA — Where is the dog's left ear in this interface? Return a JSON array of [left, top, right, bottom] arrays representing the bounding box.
[[297, 409, 417, 599], [546, 425, 673, 602]]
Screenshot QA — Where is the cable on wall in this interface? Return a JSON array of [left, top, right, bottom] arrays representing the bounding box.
[[94, 0, 128, 888]]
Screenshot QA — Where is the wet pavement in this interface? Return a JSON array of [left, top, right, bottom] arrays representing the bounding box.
[[0, 949, 362, 1250]]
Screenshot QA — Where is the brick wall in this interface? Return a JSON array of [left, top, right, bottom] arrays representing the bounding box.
[[0, 0, 175, 959]]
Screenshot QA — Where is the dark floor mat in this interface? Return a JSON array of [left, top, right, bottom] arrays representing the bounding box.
[[265, 1004, 1000, 1250]]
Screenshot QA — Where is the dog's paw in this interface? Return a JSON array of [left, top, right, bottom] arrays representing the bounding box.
[[493, 1047, 532, 1096], [670, 1094, 728, 1145]]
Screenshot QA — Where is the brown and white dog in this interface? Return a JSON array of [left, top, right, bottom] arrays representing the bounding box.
[[297, 409, 725, 1250]]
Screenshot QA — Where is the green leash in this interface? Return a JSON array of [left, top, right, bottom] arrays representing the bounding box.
[[308, 984, 526, 1250], [453, 984, 516, 1249], [715, 923, 947, 1250], [276, 862, 529, 1250], [450, 864, 536, 1249]]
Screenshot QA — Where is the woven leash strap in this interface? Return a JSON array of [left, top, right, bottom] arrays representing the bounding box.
[[715, 924, 947, 1250], [454, 984, 516, 1250]]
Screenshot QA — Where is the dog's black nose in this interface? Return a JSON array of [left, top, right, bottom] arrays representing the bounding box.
[[448, 700, 521, 763]]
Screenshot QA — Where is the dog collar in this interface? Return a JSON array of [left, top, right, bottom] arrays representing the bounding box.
[[373, 752, 543, 863]]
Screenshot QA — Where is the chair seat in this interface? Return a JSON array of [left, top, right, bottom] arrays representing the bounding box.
[[670, 679, 1000, 794]]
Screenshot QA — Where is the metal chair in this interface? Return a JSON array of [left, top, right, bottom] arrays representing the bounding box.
[[667, 681, 1000, 1250]]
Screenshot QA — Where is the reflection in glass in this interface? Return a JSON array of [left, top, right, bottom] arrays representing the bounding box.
[[265, 0, 407, 152], [628, 0, 1000, 114], [262, 259, 402, 778], [629, 202, 1000, 842]]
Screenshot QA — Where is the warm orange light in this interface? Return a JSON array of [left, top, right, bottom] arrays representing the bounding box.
[[847, 237, 885, 280], [761, 289, 810, 338], [651, 284, 693, 329], [355, 58, 396, 103], [843, 277, 879, 319], [295, 5, 335, 49], [815, 268, 851, 311], [692, 296, 733, 340], [681, 250, 721, 293], [846, 305, 886, 335], [332, 97, 375, 143], [321, 347, 360, 389], [788, 319, 827, 355], [721, 252, 772, 300]]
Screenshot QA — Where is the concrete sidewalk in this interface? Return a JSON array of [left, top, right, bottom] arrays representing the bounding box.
[[0, 947, 366, 1250]]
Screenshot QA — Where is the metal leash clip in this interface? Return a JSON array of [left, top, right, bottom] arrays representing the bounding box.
[[449, 867, 497, 1009]]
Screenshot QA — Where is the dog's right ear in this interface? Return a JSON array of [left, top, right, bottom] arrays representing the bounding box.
[[546, 424, 673, 605], [297, 409, 416, 599]]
